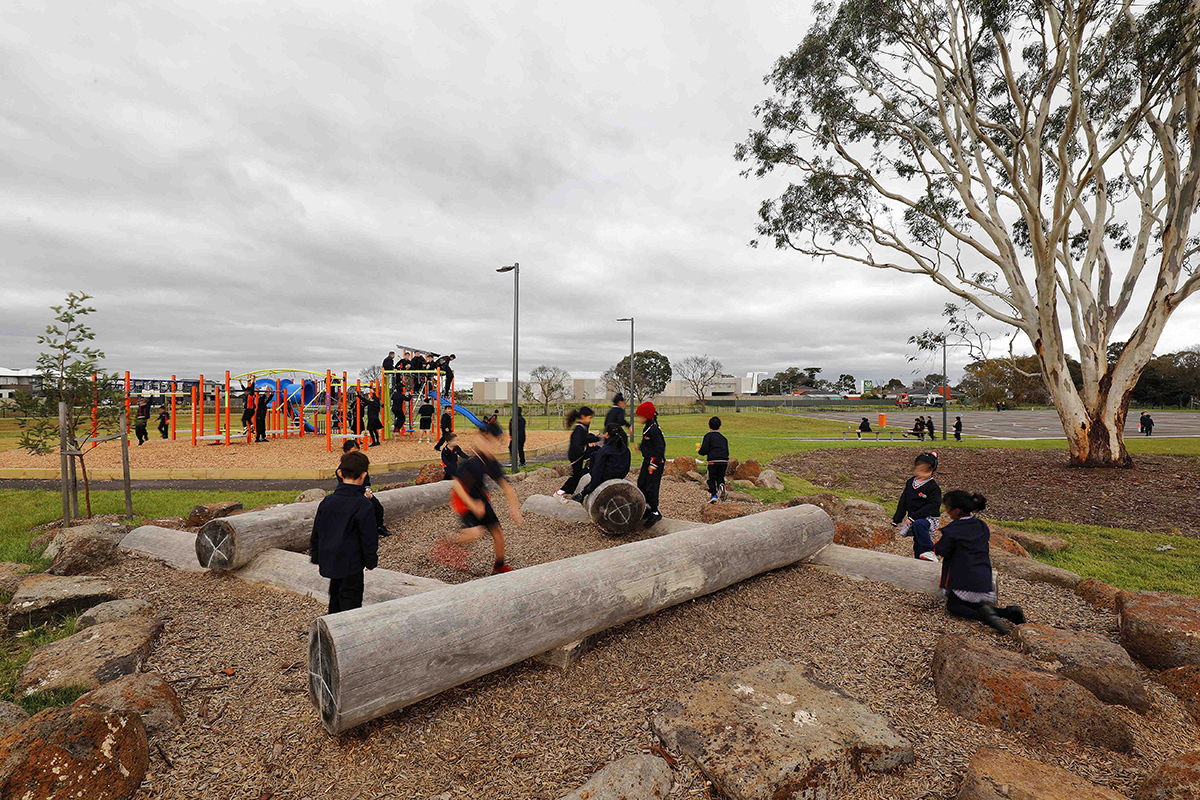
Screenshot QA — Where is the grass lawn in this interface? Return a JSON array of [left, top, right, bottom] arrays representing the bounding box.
[[0, 612, 91, 714]]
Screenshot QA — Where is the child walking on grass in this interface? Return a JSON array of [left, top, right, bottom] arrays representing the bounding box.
[[698, 416, 729, 503], [934, 490, 1026, 634], [556, 407, 599, 501], [311, 451, 378, 614], [433, 423, 524, 575], [893, 452, 942, 562]]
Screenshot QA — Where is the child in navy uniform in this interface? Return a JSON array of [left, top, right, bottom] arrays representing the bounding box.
[[556, 407, 599, 501], [893, 452, 942, 561], [440, 432, 468, 480], [417, 398, 435, 443], [573, 424, 632, 503], [338, 440, 391, 537], [934, 490, 1026, 634], [605, 393, 630, 443], [698, 416, 729, 503], [311, 451, 378, 614], [636, 401, 666, 528]]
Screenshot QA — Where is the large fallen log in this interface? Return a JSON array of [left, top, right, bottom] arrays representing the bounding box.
[[195, 481, 453, 571], [123, 526, 446, 603], [807, 544, 998, 596], [582, 479, 646, 536], [308, 504, 834, 733]]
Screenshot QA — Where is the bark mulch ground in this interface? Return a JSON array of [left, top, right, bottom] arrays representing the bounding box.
[[774, 446, 1200, 537], [95, 474, 1197, 798]]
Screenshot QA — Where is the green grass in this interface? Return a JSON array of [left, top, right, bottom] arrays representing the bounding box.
[[0, 612, 91, 713], [0, 489, 299, 566], [999, 519, 1200, 597], [736, 471, 890, 506]]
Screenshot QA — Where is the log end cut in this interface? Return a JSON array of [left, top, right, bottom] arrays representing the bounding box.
[[584, 480, 647, 537], [308, 618, 341, 733], [195, 520, 238, 571]]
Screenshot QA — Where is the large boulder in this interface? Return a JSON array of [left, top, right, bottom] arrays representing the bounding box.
[[1013, 623, 1150, 711], [0, 564, 31, 595], [990, 551, 1081, 589], [7, 575, 117, 631], [556, 754, 673, 800], [294, 488, 326, 503], [1119, 591, 1200, 669], [1136, 751, 1200, 800], [1077, 578, 1122, 612], [46, 537, 122, 576], [78, 598, 154, 630], [956, 747, 1128, 800], [0, 705, 148, 799], [0, 703, 28, 735], [415, 463, 443, 485], [74, 672, 183, 738], [994, 526, 1069, 554], [184, 500, 243, 528], [683, 471, 704, 483], [17, 615, 164, 696], [989, 533, 1031, 559], [1159, 665, 1200, 725], [700, 504, 755, 524], [931, 634, 1133, 752], [725, 458, 740, 478], [732, 459, 761, 481], [843, 498, 886, 515], [41, 522, 130, 561], [652, 659, 913, 799], [754, 469, 785, 491], [672, 456, 697, 476], [833, 510, 895, 550], [788, 494, 847, 518]]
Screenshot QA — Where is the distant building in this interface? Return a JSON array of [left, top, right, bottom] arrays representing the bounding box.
[[0, 367, 37, 400], [474, 370, 767, 407]]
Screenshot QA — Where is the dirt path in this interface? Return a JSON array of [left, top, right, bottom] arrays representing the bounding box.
[[774, 446, 1200, 536]]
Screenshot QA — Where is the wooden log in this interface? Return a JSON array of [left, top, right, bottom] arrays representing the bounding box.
[[522, 494, 706, 537], [582, 479, 646, 536], [806, 544, 998, 596], [308, 504, 834, 733], [120, 526, 206, 572], [195, 480, 453, 571]]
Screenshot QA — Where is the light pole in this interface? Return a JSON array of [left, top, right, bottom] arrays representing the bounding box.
[[938, 336, 971, 440], [617, 316, 634, 414], [497, 263, 520, 473]]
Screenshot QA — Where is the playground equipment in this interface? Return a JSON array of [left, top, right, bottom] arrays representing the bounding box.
[[307, 504, 835, 733]]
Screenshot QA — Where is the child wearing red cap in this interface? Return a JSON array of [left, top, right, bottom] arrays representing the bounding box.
[[635, 401, 665, 528]]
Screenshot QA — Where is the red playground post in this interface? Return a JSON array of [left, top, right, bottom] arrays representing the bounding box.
[[325, 371, 332, 452], [224, 371, 231, 446], [190, 386, 197, 447]]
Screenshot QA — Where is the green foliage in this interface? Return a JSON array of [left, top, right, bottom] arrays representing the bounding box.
[[0, 613, 86, 711], [602, 350, 672, 400]]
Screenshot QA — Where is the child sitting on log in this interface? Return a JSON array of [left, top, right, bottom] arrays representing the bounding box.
[[698, 415, 729, 504], [934, 490, 1025, 634], [339, 440, 391, 538], [311, 450, 379, 614], [573, 424, 631, 504], [433, 422, 524, 575], [893, 451, 941, 561]]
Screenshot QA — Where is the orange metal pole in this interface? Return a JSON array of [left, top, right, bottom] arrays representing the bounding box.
[[199, 374, 205, 438], [170, 376, 177, 441], [276, 379, 285, 439], [298, 379, 305, 438], [325, 371, 332, 452], [224, 371, 231, 446], [356, 379, 363, 447], [190, 386, 197, 446]]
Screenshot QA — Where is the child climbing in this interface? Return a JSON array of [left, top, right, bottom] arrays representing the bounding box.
[[893, 451, 942, 562], [698, 416, 729, 503], [573, 423, 632, 503], [311, 450, 378, 614], [433, 422, 524, 575], [636, 401, 665, 528], [934, 490, 1026, 634], [556, 407, 599, 501]]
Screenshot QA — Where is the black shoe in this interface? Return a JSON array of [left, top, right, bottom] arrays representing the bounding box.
[[378, 527, 393, 538], [979, 606, 1012, 635], [571, 494, 584, 504], [998, 605, 1026, 625], [643, 512, 662, 529]]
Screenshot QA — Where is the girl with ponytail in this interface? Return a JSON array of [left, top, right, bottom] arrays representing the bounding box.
[[556, 407, 599, 501], [934, 490, 1026, 635]]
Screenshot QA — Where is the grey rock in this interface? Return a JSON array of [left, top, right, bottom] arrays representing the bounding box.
[[78, 598, 155, 629], [991, 551, 1081, 589], [42, 521, 130, 560], [652, 659, 913, 799], [7, 575, 117, 631], [294, 488, 327, 503], [842, 498, 886, 515], [1014, 623, 1150, 711], [0, 562, 32, 595], [683, 471, 704, 483], [0, 701, 29, 733], [17, 615, 164, 695], [46, 536, 123, 576], [754, 469, 785, 491], [557, 754, 673, 800], [726, 491, 759, 503]]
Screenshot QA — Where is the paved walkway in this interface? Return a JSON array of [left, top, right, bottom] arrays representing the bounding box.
[[799, 409, 1200, 439]]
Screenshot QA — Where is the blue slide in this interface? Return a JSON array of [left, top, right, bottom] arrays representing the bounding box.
[[441, 396, 486, 430], [254, 378, 317, 432]]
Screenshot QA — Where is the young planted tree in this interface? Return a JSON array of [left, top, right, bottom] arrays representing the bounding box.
[[524, 364, 572, 415], [674, 355, 725, 410], [738, 0, 1200, 465], [14, 292, 122, 518]]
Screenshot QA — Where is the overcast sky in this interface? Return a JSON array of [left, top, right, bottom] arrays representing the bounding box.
[[3, 0, 1198, 388]]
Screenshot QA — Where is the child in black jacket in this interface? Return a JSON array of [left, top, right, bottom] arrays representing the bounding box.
[[557, 407, 599, 500], [636, 401, 666, 528], [934, 490, 1026, 634], [417, 399, 435, 443], [311, 451, 379, 614], [338, 440, 391, 537], [440, 433, 468, 480], [698, 416, 729, 503], [893, 452, 942, 561], [574, 424, 632, 503]]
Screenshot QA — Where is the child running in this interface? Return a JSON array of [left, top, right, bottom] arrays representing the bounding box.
[[934, 490, 1026, 634], [636, 401, 665, 528], [433, 422, 524, 575], [556, 407, 599, 501], [893, 451, 942, 561], [573, 424, 631, 503], [698, 415, 729, 503], [440, 432, 468, 480], [310, 450, 378, 614]]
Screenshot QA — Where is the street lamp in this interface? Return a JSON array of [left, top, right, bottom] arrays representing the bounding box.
[[937, 336, 971, 440], [617, 317, 634, 413], [497, 263, 520, 473]]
